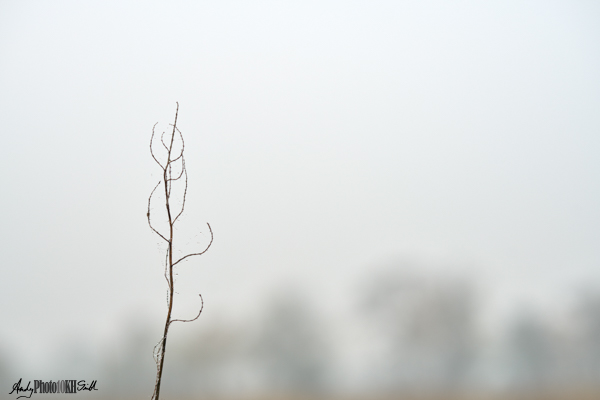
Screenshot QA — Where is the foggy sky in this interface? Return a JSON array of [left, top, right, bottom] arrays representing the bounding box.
[[1, 0, 599, 368]]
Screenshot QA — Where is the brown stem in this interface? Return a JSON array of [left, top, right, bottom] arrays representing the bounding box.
[[149, 102, 211, 400]]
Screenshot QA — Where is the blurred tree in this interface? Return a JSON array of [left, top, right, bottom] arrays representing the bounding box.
[[100, 321, 155, 398], [576, 292, 600, 385], [505, 311, 555, 389], [167, 324, 245, 397], [0, 345, 10, 386], [253, 292, 331, 395], [363, 269, 477, 392]]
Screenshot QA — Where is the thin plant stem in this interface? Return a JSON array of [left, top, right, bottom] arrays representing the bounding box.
[[147, 103, 213, 400]]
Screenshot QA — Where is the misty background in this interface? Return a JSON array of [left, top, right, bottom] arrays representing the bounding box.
[[1, 0, 600, 398]]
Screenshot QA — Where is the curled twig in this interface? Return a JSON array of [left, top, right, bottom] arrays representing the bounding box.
[[147, 181, 168, 242], [150, 124, 165, 169], [170, 294, 204, 326], [172, 223, 214, 267]]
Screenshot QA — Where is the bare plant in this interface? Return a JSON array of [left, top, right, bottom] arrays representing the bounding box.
[[147, 102, 213, 400]]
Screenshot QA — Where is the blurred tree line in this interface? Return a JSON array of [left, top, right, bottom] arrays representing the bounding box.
[[4, 263, 600, 398]]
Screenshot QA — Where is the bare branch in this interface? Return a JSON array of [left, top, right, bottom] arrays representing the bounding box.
[[160, 130, 169, 152], [168, 125, 185, 163], [169, 294, 204, 326], [147, 181, 168, 242], [164, 249, 170, 286], [151, 337, 165, 400], [172, 223, 214, 267], [149, 102, 211, 400], [173, 160, 188, 223], [170, 102, 180, 152], [150, 123, 165, 169], [166, 155, 186, 182]]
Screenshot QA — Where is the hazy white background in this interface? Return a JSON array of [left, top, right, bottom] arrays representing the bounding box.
[[1, 0, 599, 382]]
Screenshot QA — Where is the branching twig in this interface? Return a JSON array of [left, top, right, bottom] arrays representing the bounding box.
[[173, 223, 214, 267], [170, 294, 204, 326], [150, 124, 165, 169], [148, 102, 212, 400], [172, 164, 188, 223], [147, 181, 168, 243]]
